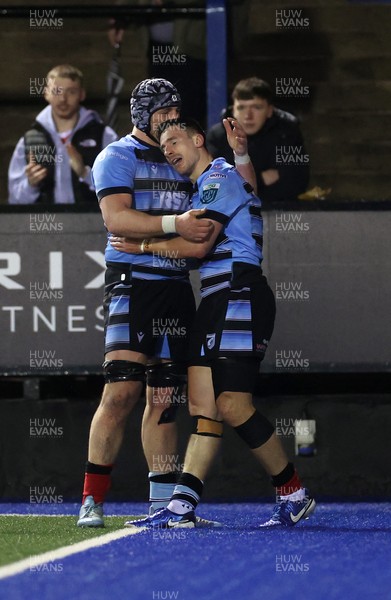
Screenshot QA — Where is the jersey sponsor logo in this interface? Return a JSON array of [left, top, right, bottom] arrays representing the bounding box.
[[201, 183, 220, 204], [208, 173, 227, 179], [206, 333, 216, 349], [103, 150, 128, 161]]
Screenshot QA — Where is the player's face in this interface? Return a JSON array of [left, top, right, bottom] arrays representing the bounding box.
[[160, 126, 199, 177], [44, 77, 86, 121], [233, 97, 273, 135], [150, 106, 180, 139]]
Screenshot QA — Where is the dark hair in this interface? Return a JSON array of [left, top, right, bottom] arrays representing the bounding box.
[[232, 77, 273, 104], [158, 117, 207, 146]]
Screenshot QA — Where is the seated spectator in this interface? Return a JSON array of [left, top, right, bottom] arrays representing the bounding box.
[[206, 77, 309, 202], [8, 64, 117, 204]]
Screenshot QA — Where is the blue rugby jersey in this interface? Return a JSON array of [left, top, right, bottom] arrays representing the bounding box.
[[192, 158, 264, 297], [92, 134, 192, 280]]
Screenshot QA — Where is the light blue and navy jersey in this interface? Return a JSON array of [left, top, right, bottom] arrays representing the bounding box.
[[92, 134, 192, 280], [192, 158, 263, 297]]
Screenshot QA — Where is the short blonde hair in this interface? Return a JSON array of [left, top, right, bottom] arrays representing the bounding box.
[[46, 64, 84, 86]]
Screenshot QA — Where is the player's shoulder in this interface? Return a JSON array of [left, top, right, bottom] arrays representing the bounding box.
[[203, 158, 246, 192], [198, 160, 230, 190], [196, 159, 235, 205], [94, 135, 136, 165], [201, 157, 234, 184]]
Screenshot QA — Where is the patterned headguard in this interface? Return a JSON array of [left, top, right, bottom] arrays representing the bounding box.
[[130, 78, 181, 136]]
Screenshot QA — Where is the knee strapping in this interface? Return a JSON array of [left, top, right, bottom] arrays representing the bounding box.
[[103, 360, 146, 384], [146, 362, 187, 389], [192, 415, 223, 438], [234, 411, 274, 449]]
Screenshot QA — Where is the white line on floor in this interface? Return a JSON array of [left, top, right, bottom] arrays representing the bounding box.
[[0, 526, 145, 580]]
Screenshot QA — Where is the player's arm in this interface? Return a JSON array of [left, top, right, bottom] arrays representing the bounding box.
[[223, 117, 258, 194], [110, 217, 223, 259], [100, 193, 213, 242], [94, 145, 213, 242]]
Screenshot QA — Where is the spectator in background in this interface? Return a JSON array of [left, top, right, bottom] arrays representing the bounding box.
[[8, 64, 117, 205], [207, 77, 309, 202]]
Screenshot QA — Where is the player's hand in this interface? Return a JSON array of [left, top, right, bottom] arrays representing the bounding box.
[[25, 151, 48, 187], [109, 236, 142, 254], [223, 117, 248, 157], [176, 209, 214, 242], [66, 144, 87, 179]]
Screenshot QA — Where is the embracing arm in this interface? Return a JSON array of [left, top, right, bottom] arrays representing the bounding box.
[[100, 193, 214, 242], [110, 218, 223, 259]]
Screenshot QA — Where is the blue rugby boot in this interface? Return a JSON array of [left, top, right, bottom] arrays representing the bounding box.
[[260, 488, 316, 527], [125, 507, 196, 529], [148, 503, 222, 528]]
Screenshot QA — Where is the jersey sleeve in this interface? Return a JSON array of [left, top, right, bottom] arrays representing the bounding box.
[[92, 144, 137, 201], [196, 170, 243, 224]]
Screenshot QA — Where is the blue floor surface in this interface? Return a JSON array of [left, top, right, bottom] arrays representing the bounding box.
[[1, 502, 391, 600]]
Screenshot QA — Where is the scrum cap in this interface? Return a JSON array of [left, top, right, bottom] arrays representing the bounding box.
[[130, 78, 181, 133]]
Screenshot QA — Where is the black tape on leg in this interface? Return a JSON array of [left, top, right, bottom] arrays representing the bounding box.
[[148, 362, 187, 424], [103, 360, 146, 384], [157, 404, 179, 425], [146, 362, 187, 388], [234, 410, 274, 449]]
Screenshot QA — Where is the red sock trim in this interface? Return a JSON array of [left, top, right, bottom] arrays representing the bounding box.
[[82, 473, 111, 504], [276, 470, 302, 496]]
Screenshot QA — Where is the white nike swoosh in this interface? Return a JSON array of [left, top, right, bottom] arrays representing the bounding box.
[[167, 518, 182, 527], [166, 517, 194, 528], [290, 502, 312, 524]]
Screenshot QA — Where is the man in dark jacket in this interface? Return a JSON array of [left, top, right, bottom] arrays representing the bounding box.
[[206, 77, 309, 202], [8, 64, 117, 204]]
